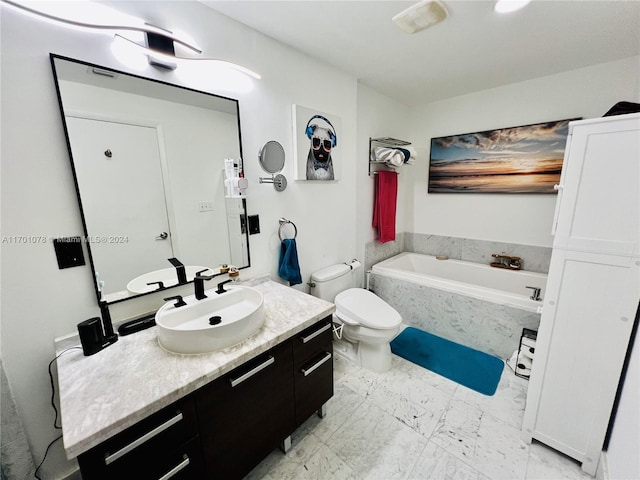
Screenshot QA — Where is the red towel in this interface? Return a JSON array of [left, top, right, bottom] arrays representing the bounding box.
[[372, 171, 398, 243]]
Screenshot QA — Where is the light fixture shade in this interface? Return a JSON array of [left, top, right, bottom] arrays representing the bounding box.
[[392, 0, 448, 34], [113, 34, 262, 79]]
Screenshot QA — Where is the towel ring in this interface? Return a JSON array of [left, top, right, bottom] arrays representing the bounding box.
[[278, 218, 297, 241]]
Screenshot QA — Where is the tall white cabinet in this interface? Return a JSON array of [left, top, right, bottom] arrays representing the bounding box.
[[522, 113, 640, 475]]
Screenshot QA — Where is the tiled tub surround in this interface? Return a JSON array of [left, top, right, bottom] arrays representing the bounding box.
[[365, 233, 552, 274], [370, 253, 544, 359], [55, 278, 335, 459]]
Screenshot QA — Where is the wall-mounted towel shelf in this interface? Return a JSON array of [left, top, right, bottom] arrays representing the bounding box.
[[369, 137, 412, 176]]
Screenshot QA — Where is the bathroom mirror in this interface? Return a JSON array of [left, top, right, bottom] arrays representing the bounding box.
[[258, 140, 287, 192], [51, 55, 250, 304]]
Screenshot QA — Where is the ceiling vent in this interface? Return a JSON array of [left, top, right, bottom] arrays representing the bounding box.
[[392, 0, 448, 34]]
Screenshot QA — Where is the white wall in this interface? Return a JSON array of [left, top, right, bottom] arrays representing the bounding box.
[[356, 84, 413, 260], [1, 2, 357, 478], [408, 56, 640, 247]]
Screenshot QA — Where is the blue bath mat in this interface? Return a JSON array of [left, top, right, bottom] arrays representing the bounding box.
[[390, 327, 504, 396]]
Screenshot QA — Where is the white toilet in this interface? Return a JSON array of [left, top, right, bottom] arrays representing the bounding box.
[[310, 263, 402, 373]]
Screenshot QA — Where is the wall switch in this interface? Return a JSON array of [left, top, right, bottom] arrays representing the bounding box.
[[248, 215, 260, 235], [53, 237, 86, 269], [198, 201, 213, 212]]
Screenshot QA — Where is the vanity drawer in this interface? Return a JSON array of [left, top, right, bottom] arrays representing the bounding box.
[[292, 316, 333, 368], [292, 317, 334, 427], [77, 396, 200, 480]]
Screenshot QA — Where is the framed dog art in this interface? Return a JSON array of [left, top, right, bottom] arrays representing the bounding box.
[[292, 105, 341, 181]]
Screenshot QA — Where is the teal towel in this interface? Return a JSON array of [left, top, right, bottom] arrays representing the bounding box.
[[278, 238, 302, 286]]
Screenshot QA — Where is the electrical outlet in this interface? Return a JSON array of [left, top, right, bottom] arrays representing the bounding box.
[[198, 201, 213, 212]]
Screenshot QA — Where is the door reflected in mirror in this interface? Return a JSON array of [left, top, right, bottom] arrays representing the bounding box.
[[51, 55, 250, 304]]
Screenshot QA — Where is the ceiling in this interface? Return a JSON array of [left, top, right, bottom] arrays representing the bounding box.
[[200, 0, 640, 106]]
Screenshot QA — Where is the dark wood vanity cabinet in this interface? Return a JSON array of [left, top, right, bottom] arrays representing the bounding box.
[[195, 316, 333, 479], [195, 340, 295, 479], [76, 317, 333, 480], [77, 395, 203, 480]]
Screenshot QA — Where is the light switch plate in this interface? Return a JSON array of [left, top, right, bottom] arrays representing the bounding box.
[[199, 201, 213, 212]]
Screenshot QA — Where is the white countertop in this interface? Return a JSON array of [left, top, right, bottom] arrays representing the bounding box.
[[55, 279, 335, 459]]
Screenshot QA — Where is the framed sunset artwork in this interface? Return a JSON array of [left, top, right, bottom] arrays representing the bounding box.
[[428, 118, 579, 193]]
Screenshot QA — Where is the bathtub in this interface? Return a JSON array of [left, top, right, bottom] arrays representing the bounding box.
[[370, 252, 547, 359]]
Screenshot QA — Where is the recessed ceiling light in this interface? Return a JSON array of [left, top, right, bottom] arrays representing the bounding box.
[[392, 0, 448, 34], [494, 0, 532, 14]]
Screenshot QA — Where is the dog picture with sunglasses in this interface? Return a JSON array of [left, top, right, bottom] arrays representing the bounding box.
[[304, 115, 337, 180]]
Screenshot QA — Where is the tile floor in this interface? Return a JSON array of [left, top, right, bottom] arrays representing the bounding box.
[[246, 352, 595, 480]]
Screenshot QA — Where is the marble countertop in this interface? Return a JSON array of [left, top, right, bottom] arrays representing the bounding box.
[[55, 279, 335, 459]]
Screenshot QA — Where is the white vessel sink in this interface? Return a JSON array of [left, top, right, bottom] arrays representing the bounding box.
[[127, 266, 212, 294], [155, 285, 265, 354]]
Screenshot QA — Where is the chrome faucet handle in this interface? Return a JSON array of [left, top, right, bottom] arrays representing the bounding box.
[[526, 286, 542, 301]]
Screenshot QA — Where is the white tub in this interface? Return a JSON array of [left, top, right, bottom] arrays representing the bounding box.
[[372, 252, 546, 313], [370, 252, 547, 358]]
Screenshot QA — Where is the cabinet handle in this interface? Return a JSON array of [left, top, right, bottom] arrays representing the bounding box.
[[301, 352, 332, 377], [158, 455, 190, 480], [229, 355, 275, 387], [300, 323, 331, 344], [104, 412, 183, 465]]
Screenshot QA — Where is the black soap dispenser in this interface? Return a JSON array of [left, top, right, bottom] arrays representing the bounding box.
[[77, 302, 118, 356]]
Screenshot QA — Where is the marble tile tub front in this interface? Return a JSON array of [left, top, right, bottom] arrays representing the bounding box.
[[369, 273, 540, 360]]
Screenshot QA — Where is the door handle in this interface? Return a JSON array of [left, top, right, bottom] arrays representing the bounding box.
[[156, 232, 168, 240]]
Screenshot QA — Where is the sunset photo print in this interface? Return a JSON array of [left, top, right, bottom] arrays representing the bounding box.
[[428, 119, 579, 193]]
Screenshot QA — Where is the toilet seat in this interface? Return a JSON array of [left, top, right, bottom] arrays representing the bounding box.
[[335, 288, 402, 329]]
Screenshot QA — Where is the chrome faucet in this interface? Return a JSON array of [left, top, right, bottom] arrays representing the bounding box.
[[194, 269, 214, 300], [526, 286, 542, 301], [168, 257, 187, 284]]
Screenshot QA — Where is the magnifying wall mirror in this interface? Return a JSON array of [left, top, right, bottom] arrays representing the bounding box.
[[51, 54, 250, 304], [258, 140, 287, 191]]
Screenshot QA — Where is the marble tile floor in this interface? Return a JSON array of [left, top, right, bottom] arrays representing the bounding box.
[[246, 353, 594, 480]]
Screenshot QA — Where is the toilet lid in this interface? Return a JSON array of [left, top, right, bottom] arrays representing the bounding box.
[[335, 288, 402, 329]]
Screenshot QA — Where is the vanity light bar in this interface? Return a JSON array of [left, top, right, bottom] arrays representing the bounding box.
[[2, 0, 202, 53], [114, 33, 262, 79]]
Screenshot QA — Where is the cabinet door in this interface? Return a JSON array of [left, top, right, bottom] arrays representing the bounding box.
[[552, 115, 640, 256], [195, 341, 295, 480], [293, 317, 334, 427], [522, 249, 639, 474]]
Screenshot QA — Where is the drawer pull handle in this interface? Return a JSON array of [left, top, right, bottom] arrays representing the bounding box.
[[301, 352, 332, 377], [104, 412, 183, 465], [158, 455, 190, 480], [300, 323, 331, 343], [230, 356, 275, 387]]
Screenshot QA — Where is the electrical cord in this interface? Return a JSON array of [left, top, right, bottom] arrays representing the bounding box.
[[34, 346, 82, 480]]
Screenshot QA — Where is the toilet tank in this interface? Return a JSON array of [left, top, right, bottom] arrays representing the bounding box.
[[310, 263, 355, 302]]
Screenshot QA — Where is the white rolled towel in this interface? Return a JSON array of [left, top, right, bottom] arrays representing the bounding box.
[[373, 147, 404, 167], [520, 345, 535, 360], [516, 364, 532, 377], [521, 337, 537, 349], [517, 355, 532, 370]]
